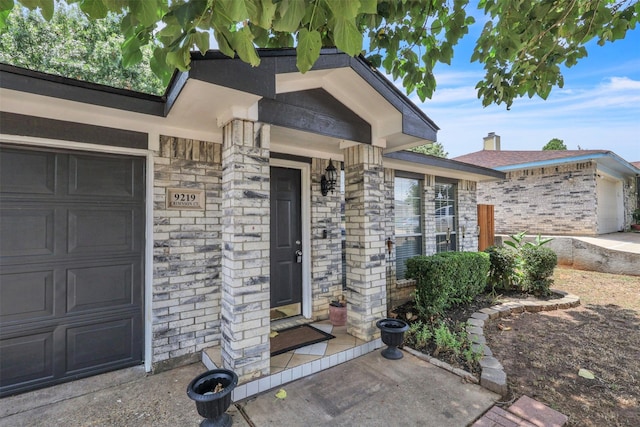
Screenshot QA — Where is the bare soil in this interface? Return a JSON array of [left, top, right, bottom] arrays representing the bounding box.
[[484, 267, 640, 427]]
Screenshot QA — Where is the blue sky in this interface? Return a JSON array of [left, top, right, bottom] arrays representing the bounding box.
[[412, 18, 640, 162]]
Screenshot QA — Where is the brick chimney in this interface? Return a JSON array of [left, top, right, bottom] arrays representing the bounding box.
[[483, 132, 501, 151]]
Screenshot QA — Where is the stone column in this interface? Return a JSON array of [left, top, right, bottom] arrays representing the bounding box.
[[343, 144, 387, 341], [457, 179, 479, 252], [220, 119, 271, 382]]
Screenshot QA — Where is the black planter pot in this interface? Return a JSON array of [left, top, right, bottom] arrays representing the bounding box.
[[187, 369, 238, 427], [376, 318, 409, 360]]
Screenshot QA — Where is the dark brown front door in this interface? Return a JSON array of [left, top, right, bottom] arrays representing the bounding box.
[[0, 146, 145, 396], [270, 167, 302, 309]]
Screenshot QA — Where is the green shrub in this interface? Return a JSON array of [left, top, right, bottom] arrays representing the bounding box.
[[405, 321, 432, 351], [433, 322, 461, 356], [520, 245, 557, 295], [406, 252, 490, 316], [485, 245, 517, 292]]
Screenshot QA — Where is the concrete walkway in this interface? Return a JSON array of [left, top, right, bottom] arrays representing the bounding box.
[[574, 231, 640, 254], [0, 350, 498, 427]]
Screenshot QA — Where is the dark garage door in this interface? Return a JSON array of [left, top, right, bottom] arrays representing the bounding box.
[[0, 145, 145, 396]]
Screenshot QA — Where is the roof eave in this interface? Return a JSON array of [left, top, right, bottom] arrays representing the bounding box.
[[384, 151, 505, 181]]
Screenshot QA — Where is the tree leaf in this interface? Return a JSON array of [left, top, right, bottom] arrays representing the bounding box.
[[247, 0, 277, 29], [213, 27, 235, 58], [330, 16, 361, 56], [122, 43, 143, 68], [578, 368, 595, 380], [218, 0, 249, 22], [78, 0, 109, 19], [193, 30, 209, 55], [273, 0, 305, 32], [358, 0, 377, 15], [130, 0, 162, 27], [39, 0, 54, 20], [0, 8, 10, 31], [231, 26, 260, 66], [296, 28, 321, 73]]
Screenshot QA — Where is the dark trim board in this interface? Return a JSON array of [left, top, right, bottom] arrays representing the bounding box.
[[0, 112, 148, 150], [259, 89, 371, 144], [385, 151, 506, 179], [270, 153, 312, 164], [0, 64, 165, 116]]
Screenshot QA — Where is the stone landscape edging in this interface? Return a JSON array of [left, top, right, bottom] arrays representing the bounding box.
[[469, 289, 581, 397], [403, 290, 581, 396]]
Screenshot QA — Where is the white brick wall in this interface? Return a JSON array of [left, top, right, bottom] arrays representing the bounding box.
[[477, 162, 598, 235], [152, 136, 223, 368]]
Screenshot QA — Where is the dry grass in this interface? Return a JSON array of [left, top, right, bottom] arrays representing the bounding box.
[[484, 267, 640, 427]]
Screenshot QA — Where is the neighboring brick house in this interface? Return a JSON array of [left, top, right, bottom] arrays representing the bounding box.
[[454, 133, 640, 236], [0, 49, 503, 396]]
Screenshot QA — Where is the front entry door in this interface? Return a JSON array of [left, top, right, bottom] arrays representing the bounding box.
[[270, 167, 302, 314]]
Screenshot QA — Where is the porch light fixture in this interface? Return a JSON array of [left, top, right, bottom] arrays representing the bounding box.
[[321, 159, 338, 196]]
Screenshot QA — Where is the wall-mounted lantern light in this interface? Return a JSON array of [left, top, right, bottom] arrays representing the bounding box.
[[321, 159, 338, 196]]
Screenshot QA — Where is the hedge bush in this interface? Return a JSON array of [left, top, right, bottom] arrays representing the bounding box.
[[485, 245, 517, 292], [405, 252, 490, 317], [521, 245, 557, 296]]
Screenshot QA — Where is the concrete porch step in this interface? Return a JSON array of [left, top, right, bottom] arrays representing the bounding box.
[[472, 395, 568, 427]]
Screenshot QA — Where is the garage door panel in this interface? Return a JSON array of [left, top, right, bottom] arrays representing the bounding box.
[[0, 149, 56, 195], [0, 208, 55, 257], [1, 147, 145, 396], [68, 208, 138, 254], [0, 330, 54, 386], [68, 155, 140, 198], [0, 270, 54, 323], [65, 316, 140, 374], [67, 263, 139, 313]]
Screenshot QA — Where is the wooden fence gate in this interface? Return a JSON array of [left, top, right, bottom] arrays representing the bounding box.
[[477, 204, 495, 251]]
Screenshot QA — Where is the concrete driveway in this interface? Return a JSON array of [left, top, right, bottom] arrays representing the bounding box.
[[1, 350, 498, 427]]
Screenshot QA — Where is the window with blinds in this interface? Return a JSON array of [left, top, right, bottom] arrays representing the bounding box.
[[435, 181, 457, 252], [395, 176, 423, 279]]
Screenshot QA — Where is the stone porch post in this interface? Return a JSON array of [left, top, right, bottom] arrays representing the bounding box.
[[220, 119, 271, 382], [343, 144, 387, 341]]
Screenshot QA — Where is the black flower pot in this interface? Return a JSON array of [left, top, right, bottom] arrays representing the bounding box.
[[376, 318, 409, 360], [187, 369, 238, 427]]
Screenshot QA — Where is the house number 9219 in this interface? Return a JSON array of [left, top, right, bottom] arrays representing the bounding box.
[[174, 193, 197, 202], [167, 188, 205, 210]]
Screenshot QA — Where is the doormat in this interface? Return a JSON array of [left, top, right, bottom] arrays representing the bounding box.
[[270, 324, 335, 357]]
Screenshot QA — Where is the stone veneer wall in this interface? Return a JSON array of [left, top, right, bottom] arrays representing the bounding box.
[[310, 158, 343, 319], [457, 180, 479, 252], [477, 162, 597, 236], [152, 136, 223, 370]]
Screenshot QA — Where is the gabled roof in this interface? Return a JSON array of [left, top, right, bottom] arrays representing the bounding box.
[[453, 149, 640, 178], [0, 48, 438, 152], [632, 161, 640, 169]]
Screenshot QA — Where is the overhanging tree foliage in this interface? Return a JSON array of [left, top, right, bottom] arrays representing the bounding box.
[[1, 0, 637, 108], [0, 5, 164, 94]]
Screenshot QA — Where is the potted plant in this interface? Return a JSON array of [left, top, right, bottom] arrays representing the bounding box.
[[187, 369, 238, 427], [632, 208, 640, 231], [329, 296, 347, 326]]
